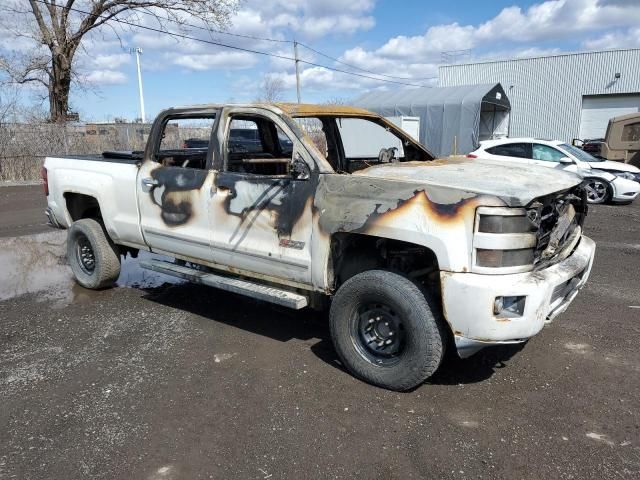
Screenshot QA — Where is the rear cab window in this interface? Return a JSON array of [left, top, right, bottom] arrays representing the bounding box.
[[486, 143, 532, 159], [155, 114, 217, 170]]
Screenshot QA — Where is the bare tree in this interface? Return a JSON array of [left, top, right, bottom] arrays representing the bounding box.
[[324, 97, 349, 106], [0, 0, 238, 122], [0, 85, 20, 125], [255, 74, 285, 103]]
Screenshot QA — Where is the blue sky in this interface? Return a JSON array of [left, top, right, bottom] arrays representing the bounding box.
[[3, 0, 640, 121]]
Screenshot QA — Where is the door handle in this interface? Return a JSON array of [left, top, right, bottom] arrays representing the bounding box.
[[217, 185, 233, 195], [142, 177, 159, 188]]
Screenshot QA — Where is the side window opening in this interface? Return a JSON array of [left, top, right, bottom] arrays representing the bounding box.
[[487, 143, 531, 159], [294, 117, 329, 159], [338, 117, 405, 159], [532, 144, 566, 161], [337, 117, 424, 173], [156, 115, 215, 169], [621, 121, 640, 142], [226, 116, 293, 176]]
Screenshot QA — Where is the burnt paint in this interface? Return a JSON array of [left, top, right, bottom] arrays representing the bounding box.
[[314, 173, 500, 239], [149, 166, 208, 226], [360, 190, 477, 229], [214, 166, 319, 239]]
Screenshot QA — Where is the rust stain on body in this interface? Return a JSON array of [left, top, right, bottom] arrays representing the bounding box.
[[275, 103, 377, 118]]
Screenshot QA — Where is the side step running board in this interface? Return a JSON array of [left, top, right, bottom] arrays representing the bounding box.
[[139, 259, 308, 310]]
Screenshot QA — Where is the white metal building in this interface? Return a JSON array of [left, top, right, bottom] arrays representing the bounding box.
[[439, 48, 640, 143]]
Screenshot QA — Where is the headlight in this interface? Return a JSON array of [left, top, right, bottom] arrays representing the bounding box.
[[478, 213, 538, 233], [613, 171, 637, 181], [476, 248, 535, 268], [473, 207, 538, 273]]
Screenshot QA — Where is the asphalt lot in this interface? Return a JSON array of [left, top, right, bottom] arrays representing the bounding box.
[[1, 185, 639, 479], [0, 185, 48, 238]]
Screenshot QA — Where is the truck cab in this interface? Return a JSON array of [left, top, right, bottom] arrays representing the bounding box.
[[599, 112, 640, 166]]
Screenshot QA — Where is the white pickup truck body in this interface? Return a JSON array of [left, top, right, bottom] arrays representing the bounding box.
[[43, 103, 596, 389]]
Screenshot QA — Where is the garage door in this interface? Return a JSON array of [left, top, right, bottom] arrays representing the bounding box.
[[579, 94, 640, 140]]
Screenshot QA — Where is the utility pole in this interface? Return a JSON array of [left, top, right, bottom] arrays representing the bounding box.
[[293, 40, 301, 103], [132, 47, 146, 123]]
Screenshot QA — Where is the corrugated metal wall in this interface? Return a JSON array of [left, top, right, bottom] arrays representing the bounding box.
[[439, 49, 640, 142]]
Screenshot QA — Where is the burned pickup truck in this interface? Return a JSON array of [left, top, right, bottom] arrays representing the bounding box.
[[43, 103, 595, 390]]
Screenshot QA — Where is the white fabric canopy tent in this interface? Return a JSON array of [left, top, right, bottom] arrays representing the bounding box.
[[355, 83, 511, 157]]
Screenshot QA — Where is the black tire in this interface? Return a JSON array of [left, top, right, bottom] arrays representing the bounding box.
[[67, 218, 121, 289], [329, 270, 445, 391], [583, 177, 611, 204]]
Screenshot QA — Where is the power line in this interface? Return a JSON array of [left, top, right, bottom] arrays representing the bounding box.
[[132, 5, 435, 83], [128, 6, 292, 44], [297, 42, 437, 82], [32, 0, 430, 88], [126, 6, 435, 82]]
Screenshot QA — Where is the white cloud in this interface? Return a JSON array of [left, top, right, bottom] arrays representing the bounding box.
[[84, 70, 128, 85], [475, 0, 640, 42], [172, 51, 258, 71], [241, 0, 376, 38], [91, 53, 131, 69], [4, 0, 640, 112], [330, 0, 640, 93], [583, 27, 640, 49], [296, 14, 375, 38]]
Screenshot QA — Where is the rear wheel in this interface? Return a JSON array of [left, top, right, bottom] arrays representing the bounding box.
[[583, 178, 611, 204], [67, 218, 121, 289], [329, 270, 445, 391]]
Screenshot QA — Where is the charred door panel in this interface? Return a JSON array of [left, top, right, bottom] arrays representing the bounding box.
[[137, 161, 214, 260], [210, 172, 315, 285]]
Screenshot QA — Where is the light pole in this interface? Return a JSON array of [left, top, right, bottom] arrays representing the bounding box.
[[293, 39, 301, 104], [131, 47, 146, 123]]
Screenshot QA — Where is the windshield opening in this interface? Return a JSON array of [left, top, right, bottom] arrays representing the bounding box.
[[559, 143, 604, 162], [291, 115, 433, 173]]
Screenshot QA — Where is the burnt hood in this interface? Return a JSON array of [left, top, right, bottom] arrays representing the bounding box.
[[353, 158, 582, 207]]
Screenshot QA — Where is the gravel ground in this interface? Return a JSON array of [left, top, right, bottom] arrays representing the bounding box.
[[0, 186, 639, 479]]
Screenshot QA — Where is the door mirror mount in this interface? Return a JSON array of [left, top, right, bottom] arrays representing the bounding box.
[[291, 154, 310, 180]]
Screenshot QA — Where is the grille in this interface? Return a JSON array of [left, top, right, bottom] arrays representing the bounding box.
[[533, 186, 587, 268]]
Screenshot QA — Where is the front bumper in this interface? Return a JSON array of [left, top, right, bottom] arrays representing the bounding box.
[[611, 177, 640, 203], [441, 236, 596, 358]]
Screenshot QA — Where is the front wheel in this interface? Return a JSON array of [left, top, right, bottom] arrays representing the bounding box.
[[67, 218, 121, 289], [329, 270, 445, 391], [583, 178, 611, 204]]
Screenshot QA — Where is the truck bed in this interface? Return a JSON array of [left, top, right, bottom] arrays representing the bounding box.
[[52, 151, 142, 164]]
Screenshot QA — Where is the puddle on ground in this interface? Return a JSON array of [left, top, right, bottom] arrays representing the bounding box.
[[0, 231, 182, 305], [117, 251, 182, 289]]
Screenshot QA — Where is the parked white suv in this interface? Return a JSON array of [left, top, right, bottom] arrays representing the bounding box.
[[469, 138, 640, 204]]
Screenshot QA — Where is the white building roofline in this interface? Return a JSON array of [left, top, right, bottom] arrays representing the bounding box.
[[439, 47, 640, 69]]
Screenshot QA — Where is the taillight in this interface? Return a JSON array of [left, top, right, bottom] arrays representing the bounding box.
[[41, 166, 49, 196], [466, 153, 478, 158]]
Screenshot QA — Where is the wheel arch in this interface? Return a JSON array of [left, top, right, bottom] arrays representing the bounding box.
[[328, 232, 441, 292], [64, 192, 103, 222]]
